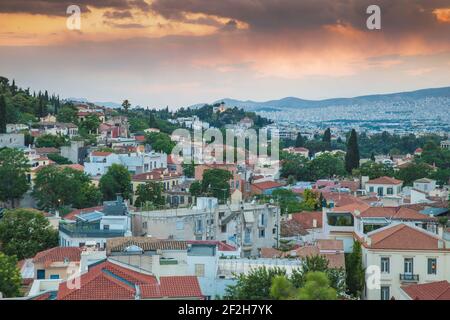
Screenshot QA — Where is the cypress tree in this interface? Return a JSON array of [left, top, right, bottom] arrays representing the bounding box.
[[323, 128, 331, 150], [0, 95, 6, 133], [345, 129, 360, 173], [295, 133, 305, 147]]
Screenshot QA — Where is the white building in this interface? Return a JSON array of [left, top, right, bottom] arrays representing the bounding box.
[[0, 133, 25, 148], [365, 176, 403, 197], [84, 150, 167, 176], [361, 223, 450, 300]]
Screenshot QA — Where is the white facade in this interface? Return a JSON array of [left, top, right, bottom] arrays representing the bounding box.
[[84, 151, 167, 176], [366, 182, 402, 197], [0, 133, 24, 148]]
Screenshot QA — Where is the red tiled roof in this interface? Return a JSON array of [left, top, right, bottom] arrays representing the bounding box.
[[35, 147, 60, 154], [291, 211, 323, 229], [252, 181, 283, 191], [64, 206, 104, 220], [57, 261, 203, 300], [368, 224, 441, 250], [360, 207, 435, 221], [260, 247, 283, 258], [134, 135, 145, 142], [33, 247, 82, 267], [317, 239, 344, 251], [401, 281, 450, 300], [366, 176, 403, 185]]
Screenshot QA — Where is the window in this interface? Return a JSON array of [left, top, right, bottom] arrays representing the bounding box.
[[380, 286, 390, 300], [427, 258, 437, 275], [377, 187, 384, 196], [381, 257, 390, 274], [143, 221, 148, 229], [404, 258, 414, 274], [273, 228, 276, 234], [221, 225, 227, 233], [37, 270, 46, 280], [387, 187, 393, 195], [103, 225, 110, 230], [369, 187, 374, 193], [195, 264, 205, 277], [259, 229, 265, 238], [50, 275, 60, 279]]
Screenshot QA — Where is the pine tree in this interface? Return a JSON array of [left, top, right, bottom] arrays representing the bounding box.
[[345, 129, 360, 173], [0, 95, 6, 133]]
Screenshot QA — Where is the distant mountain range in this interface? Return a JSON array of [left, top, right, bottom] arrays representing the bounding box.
[[191, 86, 450, 112], [65, 97, 123, 109]]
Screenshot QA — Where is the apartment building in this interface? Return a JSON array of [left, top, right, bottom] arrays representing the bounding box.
[[131, 197, 280, 257], [360, 223, 450, 300]]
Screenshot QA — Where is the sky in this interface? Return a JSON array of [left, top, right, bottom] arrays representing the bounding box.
[[0, 0, 450, 108]]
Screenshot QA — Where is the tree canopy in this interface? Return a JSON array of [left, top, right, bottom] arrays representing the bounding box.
[[99, 164, 132, 200], [0, 148, 30, 208]]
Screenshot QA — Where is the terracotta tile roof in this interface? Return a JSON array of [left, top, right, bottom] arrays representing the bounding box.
[[289, 245, 320, 258], [401, 281, 450, 300], [64, 206, 104, 221], [291, 211, 323, 229], [280, 219, 309, 237], [35, 147, 60, 154], [260, 247, 283, 258], [186, 240, 237, 252], [134, 135, 145, 142], [360, 207, 435, 221], [322, 193, 367, 208], [322, 252, 346, 269], [366, 176, 403, 185], [317, 239, 344, 251], [91, 151, 112, 157], [57, 261, 202, 300], [368, 224, 441, 250], [33, 247, 82, 267], [252, 181, 283, 191], [107, 237, 187, 254]]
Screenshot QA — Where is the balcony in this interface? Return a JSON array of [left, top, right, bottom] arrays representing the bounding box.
[[399, 274, 419, 282], [59, 224, 125, 238]]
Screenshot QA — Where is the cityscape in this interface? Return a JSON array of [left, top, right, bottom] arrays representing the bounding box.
[[0, 0, 449, 307]]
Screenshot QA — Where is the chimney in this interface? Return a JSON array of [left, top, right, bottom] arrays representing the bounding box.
[[313, 219, 317, 228]]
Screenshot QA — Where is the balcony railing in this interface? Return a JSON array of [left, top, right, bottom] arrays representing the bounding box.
[[400, 274, 419, 282], [59, 224, 125, 238]]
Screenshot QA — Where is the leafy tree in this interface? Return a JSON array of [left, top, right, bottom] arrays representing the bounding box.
[[395, 162, 432, 186], [122, 99, 131, 113], [309, 153, 346, 180], [134, 182, 165, 208], [79, 114, 100, 134], [182, 162, 195, 178], [145, 132, 175, 154], [47, 153, 72, 165], [0, 94, 6, 133], [345, 240, 365, 297], [99, 164, 132, 200], [33, 166, 101, 211], [0, 148, 30, 208], [35, 134, 67, 148], [0, 253, 22, 298], [0, 209, 58, 260], [297, 272, 337, 300], [270, 275, 296, 299], [189, 181, 202, 198], [224, 267, 287, 300], [355, 161, 394, 180], [201, 169, 233, 202], [345, 129, 360, 173], [56, 106, 78, 123]]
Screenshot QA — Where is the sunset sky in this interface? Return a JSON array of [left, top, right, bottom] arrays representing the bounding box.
[[1, 0, 450, 108]]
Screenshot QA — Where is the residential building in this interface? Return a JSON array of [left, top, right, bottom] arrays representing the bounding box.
[[360, 223, 450, 300], [59, 196, 131, 249], [132, 198, 280, 257], [56, 260, 203, 300], [413, 178, 437, 194], [251, 181, 284, 195], [365, 176, 403, 197], [440, 140, 450, 150], [84, 150, 167, 176], [282, 147, 309, 158], [35, 122, 79, 138], [0, 133, 25, 148], [32, 247, 82, 281]]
